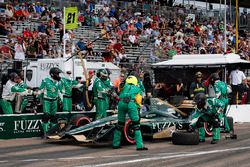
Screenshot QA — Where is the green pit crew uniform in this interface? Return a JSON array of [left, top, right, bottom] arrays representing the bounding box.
[[113, 83, 145, 149], [190, 98, 225, 141], [93, 77, 110, 120], [104, 78, 113, 110], [214, 80, 230, 132], [15, 81, 30, 113], [59, 77, 79, 112], [0, 80, 32, 114], [39, 77, 60, 133]]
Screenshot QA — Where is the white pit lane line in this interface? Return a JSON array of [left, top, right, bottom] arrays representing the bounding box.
[[0, 161, 8, 163], [76, 146, 250, 167], [21, 159, 40, 162], [4, 146, 250, 165]]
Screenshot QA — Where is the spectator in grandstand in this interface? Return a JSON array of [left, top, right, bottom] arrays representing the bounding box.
[[13, 4, 23, 21], [86, 40, 94, 57], [102, 45, 114, 62], [34, 2, 42, 14], [26, 40, 37, 59], [121, 31, 130, 45], [109, 35, 117, 45], [38, 22, 47, 35], [55, 41, 62, 58], [76, 37, 87, 56], [63, 30, 72, 42], [5, 18, 12, 34], [1, 39, 13, 62], [21, 4, 30, 20], [0, 17, 8, 36], [117, 47, 128, 66], [46, 26, 54, 38], [23, 28, 33, 40], [48, 18, 56, 30], [41, 37, 49, 57], [100, 23, 110, 39], [14, 37, 26, 60], [113, 38, 123, 53], [32, 28, 39, 39], [128, 31, 140, 47], [5, 4, 15, 19], [154, 36, 162, 48]]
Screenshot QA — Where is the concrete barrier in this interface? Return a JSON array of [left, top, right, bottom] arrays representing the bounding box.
[[228, 105, 250, 123]]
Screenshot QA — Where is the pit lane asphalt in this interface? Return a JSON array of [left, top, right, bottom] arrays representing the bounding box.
[[1, 123, 250, 167]]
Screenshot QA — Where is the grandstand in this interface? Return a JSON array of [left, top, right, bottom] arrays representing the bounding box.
[[0, 0, 249, 78]]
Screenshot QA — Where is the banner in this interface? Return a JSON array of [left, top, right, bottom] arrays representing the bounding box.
[[0, 111, 112, 139], [65, 7, 78, 30]]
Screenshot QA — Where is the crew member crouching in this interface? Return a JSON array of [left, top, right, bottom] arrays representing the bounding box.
[[190, 93, 225, 144]]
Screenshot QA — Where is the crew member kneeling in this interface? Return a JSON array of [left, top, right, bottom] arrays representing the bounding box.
[[190, 93, 225, 144]]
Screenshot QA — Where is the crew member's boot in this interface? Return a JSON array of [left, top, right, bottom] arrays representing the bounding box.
[[42, 123, 49, 139], [112, 129, 122, 149], [211, 128, 220, 144], [199, 127, 206, 142], [134, 129, 148, 151]]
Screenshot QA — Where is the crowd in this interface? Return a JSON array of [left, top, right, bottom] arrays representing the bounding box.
[[0, 0, 250, 114], [0, 1, 64, 62], [77, 0, 250, 61], [0, 0, 249, 64]]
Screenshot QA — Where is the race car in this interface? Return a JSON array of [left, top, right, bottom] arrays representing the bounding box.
[[46, 98, 235, 145], [47, 98, 198, 144]]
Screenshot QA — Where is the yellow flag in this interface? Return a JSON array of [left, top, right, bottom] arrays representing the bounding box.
[[65, 7, 78, 30]]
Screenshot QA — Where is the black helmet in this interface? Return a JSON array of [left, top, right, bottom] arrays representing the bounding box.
[[105, 68, 111, 75], [49, 67, 62, 81], [49, 67, 62, 76], [97, 69, 108, 77], [194, 93, 207, 109], [211, 73, 220, 81]]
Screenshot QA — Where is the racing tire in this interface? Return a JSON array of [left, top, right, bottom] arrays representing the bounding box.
[[204, 122, 213, 137], [124, 119, 136, 144], [172, 131, 199, 145], [70, 114, 91, 127], [227, 116, 234, 131]]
